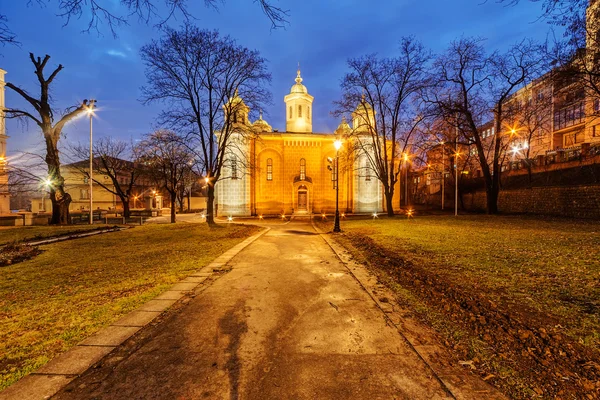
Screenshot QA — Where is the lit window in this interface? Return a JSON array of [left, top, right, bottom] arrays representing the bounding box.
[[289, 106, 292, 119], [267, 158, 273, 181], [231, 158, 238, 180], [298, 105, 302, 118], [300, 158, 306, 180], [80, 189, 89, 200], [308, 106, 310, 120]]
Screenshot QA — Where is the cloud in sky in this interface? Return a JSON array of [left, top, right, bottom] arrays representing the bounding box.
[[106, 49, 128, 58]]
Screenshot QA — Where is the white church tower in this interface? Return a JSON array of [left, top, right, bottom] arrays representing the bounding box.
[[0, 68, 9, 215], [284, 66, 314, 133], [216, 90, 252, 217]]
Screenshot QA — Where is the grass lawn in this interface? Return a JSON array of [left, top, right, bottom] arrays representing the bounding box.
[[0, 223, 259, 390], [320, 215, 600, 398], [0, 225, 112, 246]]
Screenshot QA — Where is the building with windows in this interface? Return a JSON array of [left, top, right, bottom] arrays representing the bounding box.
[[216, 68, 387, 217]]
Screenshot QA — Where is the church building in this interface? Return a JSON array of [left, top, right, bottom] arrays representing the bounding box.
[[216, 68, 386, 217]]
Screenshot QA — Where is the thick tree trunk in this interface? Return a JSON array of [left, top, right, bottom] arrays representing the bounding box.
[[49, 188, 72, 225], [486, 184, 499, 214], [122, 198, 131, 218], [206, 185, 216, 225], [385, 188, 395, 217], [170, 195, 176, 223]]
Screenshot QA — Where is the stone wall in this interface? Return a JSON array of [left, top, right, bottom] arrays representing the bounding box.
[[462, 185, 600, 219]]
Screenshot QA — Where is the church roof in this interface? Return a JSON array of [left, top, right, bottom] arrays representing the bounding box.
[[290, 67, 308, 94], [252, 110, 273, 132]]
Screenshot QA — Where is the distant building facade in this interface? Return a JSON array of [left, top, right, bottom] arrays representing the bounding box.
[[216, 68, 389, 217]]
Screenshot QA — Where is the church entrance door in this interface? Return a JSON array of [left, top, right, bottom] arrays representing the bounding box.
[[297, 186, 308, 211]]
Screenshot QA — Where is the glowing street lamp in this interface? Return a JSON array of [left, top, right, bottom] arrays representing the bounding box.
[[333, 139, 343, 233]]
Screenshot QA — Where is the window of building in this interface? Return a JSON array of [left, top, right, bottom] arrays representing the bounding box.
[[231, 158, 238, 180], [308, 106, 310, 120], [289, 106, 292, 119], [300, 158, 306, 180], [554, 101, 585, 131], [593, 125, 600, 137], [564, 131, 585, 147], [364, 157, 371, 181], [266, 158, 273, 181], [298, 105, 302, 118], [595, 99, 600, 113], [80, 188, 89, 199]]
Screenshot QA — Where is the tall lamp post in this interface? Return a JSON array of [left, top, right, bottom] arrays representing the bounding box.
[[87, 99, 96, 224], [333, 139, 342, 233], [440, 141, 445, 211]]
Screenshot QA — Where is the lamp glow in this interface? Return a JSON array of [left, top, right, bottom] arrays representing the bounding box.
[[334, 140, 342, 151]]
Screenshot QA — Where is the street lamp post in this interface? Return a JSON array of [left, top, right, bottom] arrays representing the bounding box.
[[403, 153, 409, 207], [454, 117, 459, 217], [440, 142, 445, 211], [88, 100, 96, 225], [333, 139, 342, 233]]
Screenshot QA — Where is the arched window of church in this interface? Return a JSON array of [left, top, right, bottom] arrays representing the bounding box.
[[298, 105, 302, 118], [267, 158, 273, 181], [289, 106, 292, 119], [308, 107, 310, 121], [231, 157, 238, 180], [300, 158, 306, 180]]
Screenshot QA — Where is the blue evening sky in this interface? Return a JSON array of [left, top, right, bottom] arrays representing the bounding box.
[[1, 0, 554, 158]]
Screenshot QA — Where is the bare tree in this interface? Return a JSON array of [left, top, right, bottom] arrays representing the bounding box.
[[0, 14, 18, 47], [426, 38, 542, 214], [136, 130, 194, 223], [70, 137, 141, 218], [505, 83, 554, 182], [0, 0, 288, 46], [337, 37, 431, 216], [140, 25, 271, 225], [4, 53, 92, 224]]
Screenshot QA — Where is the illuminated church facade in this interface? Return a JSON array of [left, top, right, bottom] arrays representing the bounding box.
[[216, 68, 389, 217]]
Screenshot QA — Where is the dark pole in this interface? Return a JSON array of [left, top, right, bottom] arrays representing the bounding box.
[[333, 150, 341, 233]]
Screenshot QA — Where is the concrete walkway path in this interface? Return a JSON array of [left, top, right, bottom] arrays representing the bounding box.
[[53, 220, 471, 399]]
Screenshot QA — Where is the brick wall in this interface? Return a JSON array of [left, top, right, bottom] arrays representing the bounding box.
[[462, 185, 600, 219]]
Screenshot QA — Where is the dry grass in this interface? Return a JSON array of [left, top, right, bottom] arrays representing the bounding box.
[[0, 223, 259, 390], [324, 215, 600, 347], [318, 214, 600, 398]]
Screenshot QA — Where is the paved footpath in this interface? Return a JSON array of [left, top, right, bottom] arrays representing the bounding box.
[[51, 220, 485, 399]]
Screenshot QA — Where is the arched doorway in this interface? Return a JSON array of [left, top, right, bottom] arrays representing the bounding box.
[[297, 185, 308, 212]]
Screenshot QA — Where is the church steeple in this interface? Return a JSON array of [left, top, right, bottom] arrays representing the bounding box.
[[284, 64, 314, 132]]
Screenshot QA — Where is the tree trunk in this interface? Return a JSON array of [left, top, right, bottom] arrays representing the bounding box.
[[385, 188, 394, 217], [170, 195, 176, 223], [206, 185, 216, 225], [122, 198, 131, 218], [486, 184, 499, 214], [49, 188, 72, 225]]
